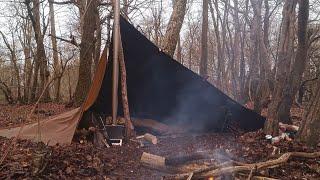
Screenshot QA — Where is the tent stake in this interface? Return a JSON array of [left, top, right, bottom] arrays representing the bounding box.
[[112, 0, 120, 125]]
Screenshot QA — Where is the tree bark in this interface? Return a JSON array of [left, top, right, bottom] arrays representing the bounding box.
[[248, 0, 263, 113], [25, 0, 50, 102], [231, 0, 241, 101], [209, 0, 225, 90], [0, 80, 14, 104], [49, 1, 61, 102], [93, 12, 102, 70], [295, 0, 320, 146], [161, 0, 187, 57], [0, 31, 21, 102], [19, 20, 33, 103], [199, 0, 209, 77], [239, 19, 247, 103], [74, 0, 99, 106], [264, 0, 298, 135], [298, 79, 320, 147], [119, 34, 135, 138], [277, 0, 310, 124], [176, 35, 182, 63]]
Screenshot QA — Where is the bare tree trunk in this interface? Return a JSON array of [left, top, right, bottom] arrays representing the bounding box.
[[220, 0, 229, 91], [242, 0, 251, 103], [298, 80, 320, 147], [239, 23, 247, 103], [161, 0, 187, 57], [0, 31, 21, 102], [247, 0, 263, 113], [94, 12, 102, 70], [20, 20, 33, 103], [0, 80, 15, 104], [49, 1, 61, 101], [230, 0, 241, 100], [67, 67, 73, 102], [209, 0, 225, 90], [249, 0, 272, 114], [30, 55, 40, 101], [151, 1, 163, 47], [199, 0, 208, 77], [265, 0, 298, 135], [74, 0, 99, 106], [188, 42, 192, 69], [176, 35, 182, 63], [277, 0, 310, 124], [35, 0, 50, 101], [25, 0, 50, 102]]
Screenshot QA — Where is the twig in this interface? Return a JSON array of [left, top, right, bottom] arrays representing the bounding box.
[[167, 152, 320, 179], [247, 167, 254, 180], [199, 152, 320, 178], [186, 173, 193, 180]]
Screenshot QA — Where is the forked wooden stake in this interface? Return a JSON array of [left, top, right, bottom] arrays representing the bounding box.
[[118, 27, 134, 138]]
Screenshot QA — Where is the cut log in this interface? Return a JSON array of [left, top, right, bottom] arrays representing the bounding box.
[[141, 152, 166, 168], [143, 133, 158, 144], [279, 122, 299, 132]]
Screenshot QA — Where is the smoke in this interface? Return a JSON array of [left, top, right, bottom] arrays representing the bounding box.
[[161, 76, 230, 133]]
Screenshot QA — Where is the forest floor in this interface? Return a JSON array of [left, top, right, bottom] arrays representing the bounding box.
[[0, 104, 319, 179], [0, 103, 72, 128]]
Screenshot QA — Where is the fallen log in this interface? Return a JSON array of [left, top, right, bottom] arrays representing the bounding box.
[[167, 151, 320, 179], [132, 118, 186, 134], [141, 152, 216, 175], [199, 152, 320, 178]]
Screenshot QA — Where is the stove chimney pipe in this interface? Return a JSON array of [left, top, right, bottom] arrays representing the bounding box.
[[112, 0, 120, 125]]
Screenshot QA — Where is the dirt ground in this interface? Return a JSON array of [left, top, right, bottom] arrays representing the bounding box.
[[0, 104, 319, 179]]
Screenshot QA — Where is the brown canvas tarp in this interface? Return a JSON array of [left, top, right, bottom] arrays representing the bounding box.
[[0, 48, 108, 146], [0, 108, 81, 145]]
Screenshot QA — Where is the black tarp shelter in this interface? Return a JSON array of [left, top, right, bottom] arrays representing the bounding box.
[[88, 16, 265, 132], [0, 16, 265, 145]]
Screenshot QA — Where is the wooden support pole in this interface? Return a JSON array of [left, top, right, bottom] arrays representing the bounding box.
[[119, 33, 134, 138]]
